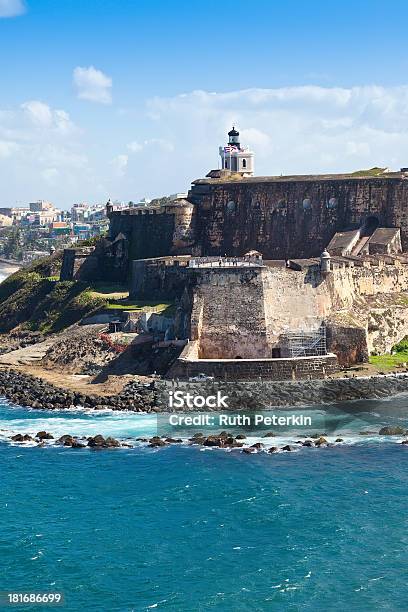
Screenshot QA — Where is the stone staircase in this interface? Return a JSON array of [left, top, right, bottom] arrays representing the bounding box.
[[351, 235, 371, 256]]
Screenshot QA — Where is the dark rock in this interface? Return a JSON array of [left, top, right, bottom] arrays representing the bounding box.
[[335, 438, 344, 443], [104, 437, 121, 448], [282, 445, 293, 451], [263, 432, 276, 437], [189, 436, 205, 445], [71, 440, 86, 448], [242, 447, 256, 454], [251, 442, 263, 449], [302, 440, 313, 447], [379, 426, 405, 435], [235, 434, 246, 439], [87, 434, 106, 447], [57, 435, 74, 446], [36, 431, 54, 440], [164, 438, 183, 443], [203, 436, 222, 447], [10, 433, 33, 442], [401, 440, 408, 445], [148, 438, 167, 447], [268, 446, 278, 453]]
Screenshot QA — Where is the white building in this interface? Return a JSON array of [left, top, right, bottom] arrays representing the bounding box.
[[219, 126, 254, 176]]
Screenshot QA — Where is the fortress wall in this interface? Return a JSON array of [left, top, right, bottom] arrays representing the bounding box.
[[60, 248, 99, 281], [168, 345, 338, 382], [130, 258, 191, 299], [171, 204, 196, 250], [109, 203, 195, 263], [129, 255, 408, 362], [189, 177, 408, 258], [109, 209, 176, 260], [188, 261, 408, 360], [192, 268, 270, 359], [328, 261, 408, 307], [108, 176, 408, 263], [262, 267, 331, 346]]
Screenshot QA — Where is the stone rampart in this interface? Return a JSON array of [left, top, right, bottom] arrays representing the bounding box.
[[129, 254, 408, 363], [167, 341, 338, 381], [189, 174, 408, 258]]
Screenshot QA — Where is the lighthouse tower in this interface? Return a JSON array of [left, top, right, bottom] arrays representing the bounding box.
[[219, 126, 254, 176]]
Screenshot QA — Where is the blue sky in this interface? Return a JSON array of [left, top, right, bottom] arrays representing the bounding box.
[[1, 0, 408, 207]]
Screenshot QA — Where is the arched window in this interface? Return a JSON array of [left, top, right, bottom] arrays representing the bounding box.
[[242, 159, 247, 169], [225, 160, 228, 169]]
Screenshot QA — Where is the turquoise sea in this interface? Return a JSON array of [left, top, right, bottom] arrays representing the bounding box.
[[2, 397, 408, 611]]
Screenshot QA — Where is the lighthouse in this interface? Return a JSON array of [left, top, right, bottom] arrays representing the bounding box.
[[219, 126, 254, 176]]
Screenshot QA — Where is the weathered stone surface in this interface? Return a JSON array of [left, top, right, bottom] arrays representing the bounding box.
[[10, 433, 33, 442], [36, 431, 54, 440], [104, 174, 408, 264], [379, 425, 406, 435], [188, 175, 408, 258], [0, 368, 155, 412]]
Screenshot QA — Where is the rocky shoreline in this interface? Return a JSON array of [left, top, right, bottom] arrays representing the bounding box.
[[7, 427, 408, 453], [0, 368, 156, 412], [2, 367, 408, 414]]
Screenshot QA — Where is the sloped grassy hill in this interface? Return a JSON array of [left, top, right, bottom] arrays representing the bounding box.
[[0, 252, 106, 334]]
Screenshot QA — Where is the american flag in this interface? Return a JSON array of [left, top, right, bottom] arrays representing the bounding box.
[[224, 145, 237, 153]]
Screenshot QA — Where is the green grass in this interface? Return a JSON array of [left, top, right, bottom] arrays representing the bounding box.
[[350, 167, 388, 177], [0, 252, 176, 334], [369, 352, 408, 369], [104, 299, 175, 315], [87, 281, 129, 297], [369, 336, 408, 369]]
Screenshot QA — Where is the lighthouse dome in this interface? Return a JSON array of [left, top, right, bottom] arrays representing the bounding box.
[[228, 126, 239, 137]]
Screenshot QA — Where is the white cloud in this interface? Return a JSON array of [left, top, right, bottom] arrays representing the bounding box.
[[73, 66, 112, 104], [0, 0, 25, 18], [21, 100, 77, 134], [127, 138, 174, 154], [41, 167, 59, 184], [111, 154, 128, 177], [0, 101, 95, 207], [21, 100, 53, 127], [0, 140, 19, 158], [145, 85, 408, 178], [127, 141, 143, 153], [5, 84, 408, 209]]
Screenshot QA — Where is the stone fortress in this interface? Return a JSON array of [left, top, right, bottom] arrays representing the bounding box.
[[61, 127, 408, 381]]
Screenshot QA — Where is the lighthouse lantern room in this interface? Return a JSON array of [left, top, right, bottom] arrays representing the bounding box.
[[219, 126, 254, 176]]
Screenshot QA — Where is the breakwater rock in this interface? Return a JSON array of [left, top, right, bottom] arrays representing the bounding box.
[[155, 373, 408, 410], [0, 368, 156, 412], [2, 368, 408, 413]]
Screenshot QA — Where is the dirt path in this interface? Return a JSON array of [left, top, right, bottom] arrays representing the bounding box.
[[0, 324, 143, 395], [12, 364, 135, 396], [0, 338, 57, 366]]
